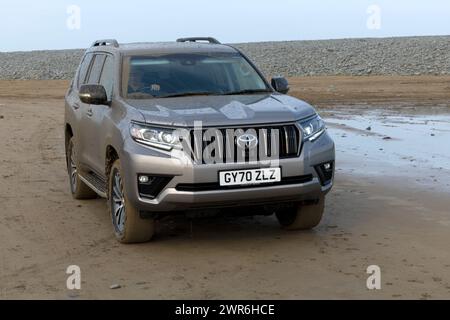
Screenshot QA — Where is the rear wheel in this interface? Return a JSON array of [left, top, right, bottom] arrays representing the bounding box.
[[67, 137, 97, 199], [108, 159, 155, 243], [276, 198, 325, 230]]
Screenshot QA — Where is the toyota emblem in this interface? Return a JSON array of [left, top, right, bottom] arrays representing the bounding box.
[[236, 133, 258, 149]]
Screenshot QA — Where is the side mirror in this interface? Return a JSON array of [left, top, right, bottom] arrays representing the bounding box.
[[271, 76, 290, 94], [79, 84, 109, 105]]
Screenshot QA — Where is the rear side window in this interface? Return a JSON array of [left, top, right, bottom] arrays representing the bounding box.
[[99, 55, 114, 100], [87, 54, 106, 84], [77, 53, 93, 88]]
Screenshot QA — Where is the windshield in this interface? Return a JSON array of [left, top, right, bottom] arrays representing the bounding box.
[[121, 52, 270, 99]]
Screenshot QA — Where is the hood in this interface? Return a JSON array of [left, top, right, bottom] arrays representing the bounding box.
[[125, 94, 317, 127]]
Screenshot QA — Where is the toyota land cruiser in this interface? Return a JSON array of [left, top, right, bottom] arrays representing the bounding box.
[[64, 37, 335, 243]]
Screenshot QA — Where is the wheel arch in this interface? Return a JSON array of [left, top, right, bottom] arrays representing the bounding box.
[[105, 145, 119, 180], [65, 124, 73, 147], [65, 124, 74, 166]]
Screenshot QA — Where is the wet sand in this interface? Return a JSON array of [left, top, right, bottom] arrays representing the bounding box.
[[325, 106, 450, 192], [0, 77, 449, 299]]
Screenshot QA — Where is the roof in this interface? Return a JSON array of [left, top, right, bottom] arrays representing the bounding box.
[[87, 38, 238, 55]]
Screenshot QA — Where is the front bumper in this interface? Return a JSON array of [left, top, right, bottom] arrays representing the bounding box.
[[120, 131, 335, 213]]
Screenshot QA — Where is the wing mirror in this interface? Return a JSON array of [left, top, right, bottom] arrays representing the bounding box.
[[79, 84, 110, 105], [271, 76, 290, 94]]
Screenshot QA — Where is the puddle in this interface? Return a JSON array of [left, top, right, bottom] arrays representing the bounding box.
[[322, 106, 450, 193]]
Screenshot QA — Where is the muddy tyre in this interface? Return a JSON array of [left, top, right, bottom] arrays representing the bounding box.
[[276, 198, 325, 230], [67, 138, 97, 200], [108, 159, 155, 243]]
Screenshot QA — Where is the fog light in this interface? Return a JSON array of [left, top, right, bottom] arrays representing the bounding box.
[[137, 175, 173, 200], [314, 161, 334, 186]]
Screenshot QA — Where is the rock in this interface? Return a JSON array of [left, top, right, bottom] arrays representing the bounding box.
[[1, 36, 449, 79], [383, 136, 392, 140], [67, 292, 79, 299], [110, 284, 121, 290], [366, 126, 372, 131]]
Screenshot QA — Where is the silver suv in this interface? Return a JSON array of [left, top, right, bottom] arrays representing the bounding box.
[[65, 37, 335, 243]]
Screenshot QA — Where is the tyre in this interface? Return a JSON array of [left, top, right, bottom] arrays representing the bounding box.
[[67, 137, 97, 199], [108, 159, 155, 243], [276, 198, 325, 230]]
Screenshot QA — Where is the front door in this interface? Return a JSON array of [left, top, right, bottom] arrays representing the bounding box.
[[78, 53, 109, 175]]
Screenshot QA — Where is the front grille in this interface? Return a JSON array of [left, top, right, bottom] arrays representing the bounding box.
[[176, 174, 313, 192], [187, 124, 301, 164]]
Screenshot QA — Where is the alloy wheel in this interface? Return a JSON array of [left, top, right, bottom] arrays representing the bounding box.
[[111, 169, 126, 233]]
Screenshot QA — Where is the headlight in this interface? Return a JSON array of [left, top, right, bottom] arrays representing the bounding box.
[[130, 123, 181, 151], [299, 115, 326, 142]]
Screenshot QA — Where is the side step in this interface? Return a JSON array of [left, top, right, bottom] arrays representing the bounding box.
[[79, 172, 107, 198]]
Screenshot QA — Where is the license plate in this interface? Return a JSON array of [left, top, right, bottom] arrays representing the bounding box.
[[219, 168, 281, 186]]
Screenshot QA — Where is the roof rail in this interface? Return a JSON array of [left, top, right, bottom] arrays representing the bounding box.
[[91, 39, 119, 48], [176, 37, 221, 44]]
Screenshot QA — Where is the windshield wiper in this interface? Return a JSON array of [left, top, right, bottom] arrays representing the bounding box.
[[223, 89, 272, 95], [159, 89, 272, 98], [159, 91, 216, 98]]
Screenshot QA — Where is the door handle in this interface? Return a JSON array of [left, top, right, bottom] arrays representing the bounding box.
[[86, 108, 93, 117]]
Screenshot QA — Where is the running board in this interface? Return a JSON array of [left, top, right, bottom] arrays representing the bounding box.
[[79, 172, 107, 198]]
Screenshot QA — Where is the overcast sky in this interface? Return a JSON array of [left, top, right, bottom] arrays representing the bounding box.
[[1, 0, 449, 52]]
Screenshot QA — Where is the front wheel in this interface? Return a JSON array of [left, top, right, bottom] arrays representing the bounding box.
[[276, 198, 325, 230], [108, 159, 155, 243]]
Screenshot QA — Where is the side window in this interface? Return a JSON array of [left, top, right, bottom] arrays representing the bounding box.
[[99, 55, 114, 101], [77, 53, 93, 88], [87, 54, 106, 84]]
